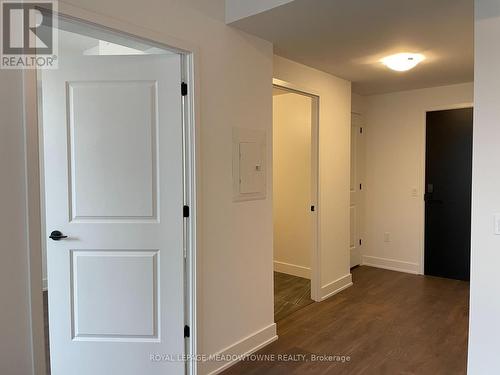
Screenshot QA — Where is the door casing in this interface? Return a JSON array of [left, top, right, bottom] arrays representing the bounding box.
[[350, 112, 364, 268], [23, 5, 199, 375]]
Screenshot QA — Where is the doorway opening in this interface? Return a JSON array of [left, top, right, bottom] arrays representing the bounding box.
[[272, 82, 319, 321], [424, 107, 473, 281], [29, 13, 196, 375]]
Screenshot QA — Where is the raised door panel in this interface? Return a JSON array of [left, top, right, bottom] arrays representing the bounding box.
[[71, 250, 159, 341], [68, 80, 158, 221]]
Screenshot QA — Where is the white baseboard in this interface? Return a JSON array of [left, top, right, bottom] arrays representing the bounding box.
[[42, 278, 47, 291], [320, 273, 353, 301], [273, 261, 311, 279], [350, 247, 361, 268], [201, 323, 277, 375], [362, 255, 420, 274]]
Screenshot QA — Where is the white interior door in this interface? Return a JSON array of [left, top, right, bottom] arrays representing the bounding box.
[[350, 113, 364, 267], [41, 53, 185, 374]]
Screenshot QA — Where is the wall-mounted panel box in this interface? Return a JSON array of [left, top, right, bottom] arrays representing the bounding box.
[[232, 127, 266, 201]]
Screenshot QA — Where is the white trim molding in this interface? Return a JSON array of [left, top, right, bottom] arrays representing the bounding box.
[[362, 255, 420, 274], [273, 261, 311, 279], [202, 323, 278, 375], [272, 78, 320, 98], [320, 274, 353, 301], [350, 247, 361, 269]]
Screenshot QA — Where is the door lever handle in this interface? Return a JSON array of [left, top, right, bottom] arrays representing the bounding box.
[[49, 230, 68, 241]]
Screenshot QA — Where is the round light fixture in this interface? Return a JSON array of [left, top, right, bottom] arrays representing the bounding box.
[[381, 53, 425, 72]]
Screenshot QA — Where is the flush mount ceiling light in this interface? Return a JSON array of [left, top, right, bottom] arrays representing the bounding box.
[[381, 53, 425, 72]]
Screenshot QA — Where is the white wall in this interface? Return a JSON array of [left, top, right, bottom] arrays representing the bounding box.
[[273, 92, 312, 278], [0, 1, 276, 374], [0, 71, 36, 375], [468, 1, 500, 372], [351, 93, 365, 114], [362, 83, 473, 274], [274, 56, 353, 299]]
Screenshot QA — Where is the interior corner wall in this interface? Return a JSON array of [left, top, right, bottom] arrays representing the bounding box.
[[273, 55, 353, 298], [362, 83, 473, 274], [225, 0, 294, 24], [273, 93, 312, 278], [351, 93, 366, 114], [1, 1, 276, 374], [468, 1, 500, 373]]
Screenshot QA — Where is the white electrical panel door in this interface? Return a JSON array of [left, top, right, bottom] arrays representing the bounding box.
[[232, 127, 266, 201], [239, 142, 264, 194]]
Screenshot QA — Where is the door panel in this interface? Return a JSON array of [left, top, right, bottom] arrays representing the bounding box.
[[425, 108, 473, 281], [41, 53, 184, 374], [72, 250, 158, 339], [68, 80, 158, 220]]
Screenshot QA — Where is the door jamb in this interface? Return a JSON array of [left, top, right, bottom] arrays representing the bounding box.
[[24, 8, 199, 375], [420, 102, 473, 275], [272, 78, 321, 302], [350, 111, 364, 268]]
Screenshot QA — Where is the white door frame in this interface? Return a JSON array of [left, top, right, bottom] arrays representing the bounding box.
[[419, 102, 473, 275], [272, 78, 321, 302], [23, 5, 199, 375], [350, 111, 364, 268]]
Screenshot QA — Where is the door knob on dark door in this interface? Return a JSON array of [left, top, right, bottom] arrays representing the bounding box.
[[49, 230, 68, 241]]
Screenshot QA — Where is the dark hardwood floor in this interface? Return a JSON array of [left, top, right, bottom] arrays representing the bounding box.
[[274, 272, 314, 322], [223, 266, 469, 375]]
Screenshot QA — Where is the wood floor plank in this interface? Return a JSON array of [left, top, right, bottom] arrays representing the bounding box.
[[274, 272, 314, 322], [223, 266, 469, 375]]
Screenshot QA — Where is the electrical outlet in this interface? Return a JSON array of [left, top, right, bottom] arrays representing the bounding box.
[[411, 188, 418, 198], [384, 232, 391, 242]]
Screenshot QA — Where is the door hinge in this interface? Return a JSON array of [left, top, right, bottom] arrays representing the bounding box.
[[359, 238, 362, 246], [311, 205, 315, 212], [360, 127, 363, 134], [181, 82, 188, 96], [183, 205, 190, 218], [184, 325, 190, 338], [359, 183, 363, 190]]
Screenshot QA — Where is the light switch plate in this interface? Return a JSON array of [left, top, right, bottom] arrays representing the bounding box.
[[495, 214, 500, 235]]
